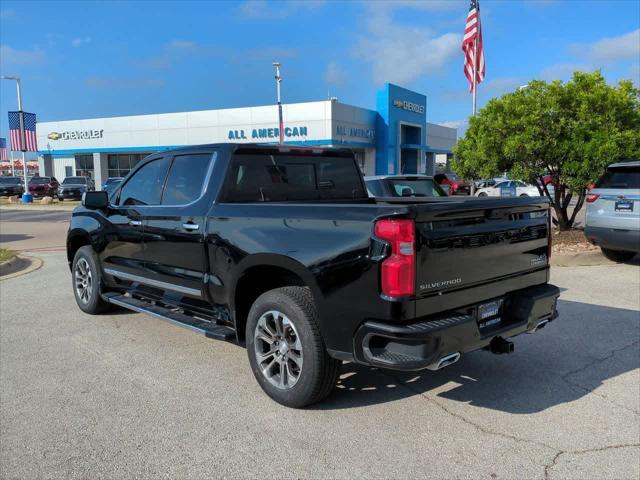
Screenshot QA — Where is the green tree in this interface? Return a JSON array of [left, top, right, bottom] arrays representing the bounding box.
[[453, 71, 640, 230]]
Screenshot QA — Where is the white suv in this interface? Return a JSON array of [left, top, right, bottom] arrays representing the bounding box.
[[585, 161, 640, 262]]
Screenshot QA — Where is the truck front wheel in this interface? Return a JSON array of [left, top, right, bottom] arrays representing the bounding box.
[[246, 286, 341, 408], [72, 246, 111, 314]]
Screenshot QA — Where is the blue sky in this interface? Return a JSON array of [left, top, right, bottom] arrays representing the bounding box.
[[0, 0, 638, 144]]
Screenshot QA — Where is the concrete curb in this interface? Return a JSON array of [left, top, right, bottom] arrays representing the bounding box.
[[0, 254, 44, 280], [551, 250, 613, 267]]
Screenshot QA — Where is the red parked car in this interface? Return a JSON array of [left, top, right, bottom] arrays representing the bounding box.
[[434, 173, 470, 195], [28, 176, 60, 197]]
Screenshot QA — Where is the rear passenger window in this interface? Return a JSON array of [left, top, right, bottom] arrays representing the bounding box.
[[223, 153, 367, 202], [118, 157, 170, 206], [162, 153, 214, 205]]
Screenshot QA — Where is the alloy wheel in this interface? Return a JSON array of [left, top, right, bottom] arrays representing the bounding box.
[[74, 258, 93, 304], [253, 310, 304, 390]]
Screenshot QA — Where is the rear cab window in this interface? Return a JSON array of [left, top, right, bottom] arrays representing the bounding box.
[[222, 151, 367, 202]]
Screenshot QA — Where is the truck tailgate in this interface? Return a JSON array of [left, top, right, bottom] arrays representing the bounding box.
[[410, 197, 550, 298]]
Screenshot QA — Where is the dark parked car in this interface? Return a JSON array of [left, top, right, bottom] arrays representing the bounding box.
[[434, 172, 471, 195], [67, 144, 559, 408], [101, 177, 124, 198], [365, 175, 447, 197], [28, 176, 59, 197], [0, 176, 25, 197], [58, 176, 94, 201]]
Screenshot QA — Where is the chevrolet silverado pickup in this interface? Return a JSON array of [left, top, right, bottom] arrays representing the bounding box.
[[67, 144, 560, 408]]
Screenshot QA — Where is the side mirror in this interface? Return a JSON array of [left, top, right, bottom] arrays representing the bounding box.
[[82, 191, 109, 209]]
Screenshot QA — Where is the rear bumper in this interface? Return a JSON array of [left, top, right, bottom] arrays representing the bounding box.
[[352, 283, 560, 371], [585, 225, 640, 253]]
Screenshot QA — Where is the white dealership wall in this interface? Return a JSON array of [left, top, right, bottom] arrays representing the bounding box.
[[37, 98, 456, 188]]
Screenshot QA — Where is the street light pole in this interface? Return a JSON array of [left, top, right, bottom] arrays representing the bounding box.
[[272, 62, 284, 145], [1, 75, 30, 202]]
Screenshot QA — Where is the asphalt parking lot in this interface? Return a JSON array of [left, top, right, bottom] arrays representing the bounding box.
[[1, 212, 639, 479]]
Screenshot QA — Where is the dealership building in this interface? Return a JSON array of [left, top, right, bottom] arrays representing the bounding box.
[[35, 83, 457, 189]]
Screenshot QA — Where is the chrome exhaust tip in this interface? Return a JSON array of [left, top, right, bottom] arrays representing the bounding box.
[[527, 319, 550, 334], [426, 352, 461, 371]]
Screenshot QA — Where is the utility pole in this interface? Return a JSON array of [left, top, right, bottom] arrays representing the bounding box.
[[1, 76, 31, 202], [272, 62, 284, 144]]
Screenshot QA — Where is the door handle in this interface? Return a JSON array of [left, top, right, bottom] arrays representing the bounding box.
[[129, 219, 142, 226], [182, 223, 199, 231]]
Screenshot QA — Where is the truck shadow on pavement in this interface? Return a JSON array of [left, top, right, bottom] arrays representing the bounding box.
[[316, 299, 640, 413]]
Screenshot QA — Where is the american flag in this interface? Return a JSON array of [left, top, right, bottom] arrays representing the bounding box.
[[462, 0, 485, 93], [0, 138, 8, 161], [8, 111, 38, 152]]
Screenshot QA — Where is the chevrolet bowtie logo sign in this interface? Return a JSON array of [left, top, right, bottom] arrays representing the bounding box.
[[47, 129, 104, 140]]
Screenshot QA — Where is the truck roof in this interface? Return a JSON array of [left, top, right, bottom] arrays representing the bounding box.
[[159, 143, 356, 157]]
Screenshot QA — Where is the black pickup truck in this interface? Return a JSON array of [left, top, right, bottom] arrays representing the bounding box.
[[68, 144, 559, 407]]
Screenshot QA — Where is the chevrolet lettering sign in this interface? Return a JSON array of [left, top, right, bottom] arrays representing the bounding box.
[[393, 99, 425, 114], [47, 129, 104, 140]]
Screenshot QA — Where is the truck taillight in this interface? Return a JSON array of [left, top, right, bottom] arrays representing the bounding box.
[[586, 193, 600, 203], [374, 219, 415, 298]]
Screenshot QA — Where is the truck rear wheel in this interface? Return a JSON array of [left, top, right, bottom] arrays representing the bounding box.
[[601, 248, 636, 263], [72, 246, 111, 314], [246, 286, 341, 408]]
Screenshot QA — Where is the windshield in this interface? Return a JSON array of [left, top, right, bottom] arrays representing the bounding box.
[[596, 166, 640, 189], [388, 178, 446, 197], [29, 177, 51, 185], [62, 177, 87, 185], [447, 173, 460, 181], [0, 177, 21, 184], [105, 178, 122, 185]]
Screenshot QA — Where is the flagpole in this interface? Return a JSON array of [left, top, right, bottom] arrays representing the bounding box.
[[472, 37, 478, 116]]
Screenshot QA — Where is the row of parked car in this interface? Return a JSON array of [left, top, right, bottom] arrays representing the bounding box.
[[0, 175, 125, 201]]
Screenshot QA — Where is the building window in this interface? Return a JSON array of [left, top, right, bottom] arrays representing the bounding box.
[[75, 154, 94, 179], [107, 154, 147, 178]]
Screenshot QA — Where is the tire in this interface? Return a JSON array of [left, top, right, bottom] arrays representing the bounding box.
[[72, 246, 111, 314], [601, 248, 636, 263], [246, 286, 341, 408], [478, 192, 488, 197], [519, 193, 529, 197]]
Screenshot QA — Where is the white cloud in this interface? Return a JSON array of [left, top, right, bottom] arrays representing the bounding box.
[[354, 3, 460, 85], [86, 77, 165, 88], [71, 36, 91, 47], [0, 45, 45, 65], [169, 39, 195, 49], [239, 0, 325, 19], [540, 63, 593, 81], [571, 29, 640, 63], [371, 1, 465, 11], [0, 8, 16, 19], [246, 46, 298, 60], [324, 62, 346, 87], [440, 118, 468, 136]]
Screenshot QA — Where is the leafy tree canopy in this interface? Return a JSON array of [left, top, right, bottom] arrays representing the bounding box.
[[453, 71, 640, 229]]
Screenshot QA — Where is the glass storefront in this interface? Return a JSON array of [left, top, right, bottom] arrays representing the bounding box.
[[75, 154, 94, 179], [107, 153, 148, 178]]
